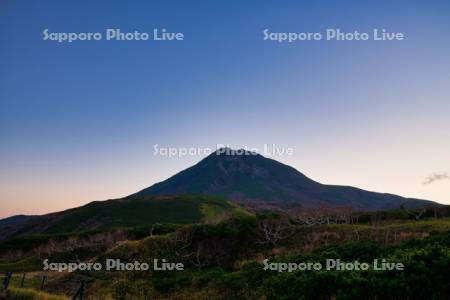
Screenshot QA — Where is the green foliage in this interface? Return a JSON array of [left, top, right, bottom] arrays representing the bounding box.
[[111, 278, 154, 300], [3, 287, 68, 300], [3, 212, 450, 299], [208, 230, 450, 300], [314, 240, 382, 262], [0, 256, 41, 272], [0, 234, 63, 254], [151, 271, 191, 292]]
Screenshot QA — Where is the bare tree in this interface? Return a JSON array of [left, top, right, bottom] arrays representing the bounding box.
[[292, 206, 356, 226], [256, 217, 293, 245], [401, 205, 426, 221], [175, 227, 194, 249], [33, 230, 128, 258]]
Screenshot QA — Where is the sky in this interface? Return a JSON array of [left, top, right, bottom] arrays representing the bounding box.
[[1, 0, 450, 218]]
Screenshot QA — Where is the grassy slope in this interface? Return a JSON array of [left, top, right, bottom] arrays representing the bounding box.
[[200, 200, 252, 223], [44, 196, 203, 234], [1, 287, 69, 300], [0, 195, 251, 253], [16, 195, 249, 235]]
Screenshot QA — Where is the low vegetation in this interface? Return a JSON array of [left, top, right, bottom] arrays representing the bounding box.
[[1, 287, 69, 300], [1, 205, 449, 299]]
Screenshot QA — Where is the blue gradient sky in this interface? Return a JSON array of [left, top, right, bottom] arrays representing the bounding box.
[[1, 0, 450, 218]]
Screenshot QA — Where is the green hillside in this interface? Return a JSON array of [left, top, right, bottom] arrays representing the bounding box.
[[12, 195, 251, 235]]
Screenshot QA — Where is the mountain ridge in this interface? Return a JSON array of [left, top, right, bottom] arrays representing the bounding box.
[[0, 195, 250, 241], [135, 148, 437, 210], [0, 149, 439, 241]]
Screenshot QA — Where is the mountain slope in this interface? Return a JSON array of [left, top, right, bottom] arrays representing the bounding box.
[[0, 195, 250, 239], [136, 148, 437, 210], [0, 215, 36, 227]]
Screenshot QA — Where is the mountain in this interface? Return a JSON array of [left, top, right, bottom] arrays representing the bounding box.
[[0, 195, 250, 240], [136, 148, 437, 210], [1, 149, 437, 241], [0, 215, 36, 227]]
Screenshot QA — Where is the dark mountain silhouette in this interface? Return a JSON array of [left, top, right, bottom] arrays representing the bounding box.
[[136, 148, 437, 210], [0, 215, 36, 227]]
